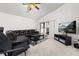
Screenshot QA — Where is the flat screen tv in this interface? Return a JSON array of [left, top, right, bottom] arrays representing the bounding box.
[[58, 21, 76, 34]]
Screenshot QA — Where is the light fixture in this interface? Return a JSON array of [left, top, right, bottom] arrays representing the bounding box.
[[22, 3, 40, 11]]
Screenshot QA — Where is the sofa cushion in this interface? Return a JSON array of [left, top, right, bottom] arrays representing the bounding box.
[[14, 35, 28, 43], [6, 32, 17, 41]]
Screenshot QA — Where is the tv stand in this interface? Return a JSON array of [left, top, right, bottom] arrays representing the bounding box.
[[54, 34, 72, 46]]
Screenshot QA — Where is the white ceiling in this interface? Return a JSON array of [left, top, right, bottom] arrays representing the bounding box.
[[0, 3, 64, 20]]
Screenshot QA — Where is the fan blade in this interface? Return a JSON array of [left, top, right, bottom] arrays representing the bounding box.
[[22, 3, 29, 5], [33, 4, 39, 10], [22, 3, 40, 5], [34, 3, 40, 4]]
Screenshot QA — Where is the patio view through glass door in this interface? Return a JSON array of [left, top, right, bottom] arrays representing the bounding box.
[[40, 22, 49, 38]]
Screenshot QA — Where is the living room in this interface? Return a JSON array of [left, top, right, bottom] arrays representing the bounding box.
[[0, 3, 79, 56]]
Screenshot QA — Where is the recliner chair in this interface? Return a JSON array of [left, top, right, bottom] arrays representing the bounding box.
[[0, 32, 30, 56]]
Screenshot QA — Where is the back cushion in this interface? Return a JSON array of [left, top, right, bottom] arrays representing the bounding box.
[[6, 32, 17, 41], [0, 32, 11, 50]]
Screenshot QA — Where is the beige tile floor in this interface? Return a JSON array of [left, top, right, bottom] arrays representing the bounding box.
[[19, 38, 79, 56]]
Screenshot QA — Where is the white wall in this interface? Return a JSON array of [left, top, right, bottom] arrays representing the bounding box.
[[0, 12, 36, 33], [38, 3, 79, 40]]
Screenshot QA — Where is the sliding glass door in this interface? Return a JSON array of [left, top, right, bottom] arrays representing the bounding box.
[[40, 22, 49, 36]]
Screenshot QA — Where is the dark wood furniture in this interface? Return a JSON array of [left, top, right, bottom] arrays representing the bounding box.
[[54, 34, 72, 46]]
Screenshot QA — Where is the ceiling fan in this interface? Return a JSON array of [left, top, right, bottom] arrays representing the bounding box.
[[22, 3, 40, 11]]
